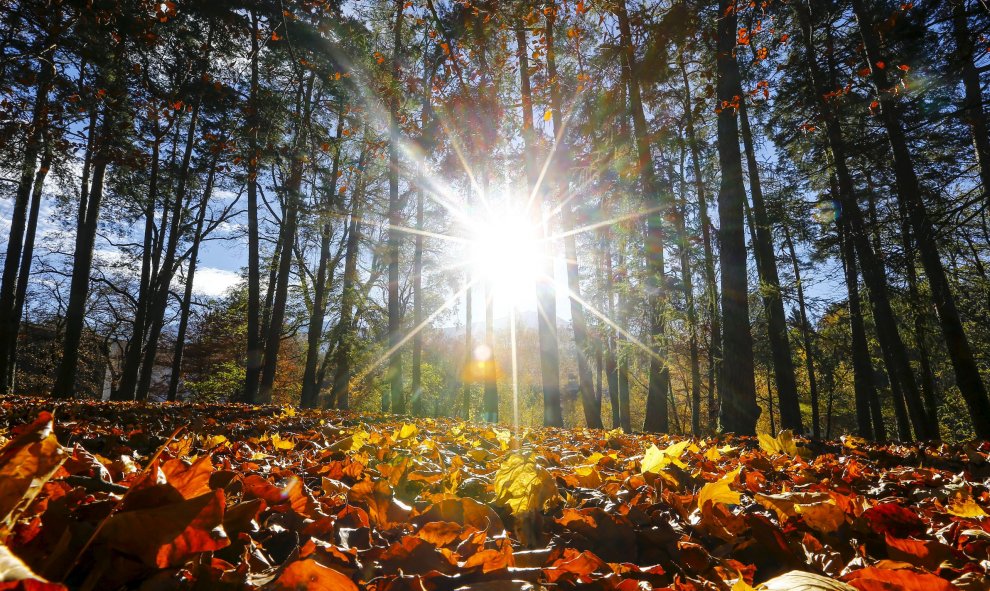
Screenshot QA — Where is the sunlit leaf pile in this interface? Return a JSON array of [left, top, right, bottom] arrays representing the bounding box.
[[1, 397, 990, 590]]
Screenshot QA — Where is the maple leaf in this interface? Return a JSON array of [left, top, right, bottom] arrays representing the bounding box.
[[697, 467, 742, 509], [0, 412, 66, 533]]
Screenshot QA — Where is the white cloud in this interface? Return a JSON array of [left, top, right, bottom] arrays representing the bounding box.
[[192, 267, 240, 298]]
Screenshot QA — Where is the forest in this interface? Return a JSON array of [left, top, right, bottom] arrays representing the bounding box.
[[3, 0, 990, 443], [7, 1, 990, 589]]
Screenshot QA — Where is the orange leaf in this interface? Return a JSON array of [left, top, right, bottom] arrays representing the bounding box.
[[270, 559, 358, 591]]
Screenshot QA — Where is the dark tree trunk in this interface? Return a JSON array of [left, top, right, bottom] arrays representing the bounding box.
[[783, 225, 821, 438], [259, 76, 314, 404], [52, 106, 108, 399], [0, 57, 54, 394], [328, 151, 368, 411], [3, 134, 52, 393], [516, 24, 562, 427], [616, 0, 669, 433], [679, 55, 721, 432], [114, 126, 163, 401], [137, 95, 204, 402], [795, 0, 921, 440], [715, 0, 759, 435], [602, 225, 622, 429], [386, 0, 406, 414], [674, 140, 702, 436], [852, 0, 990, 439], [738, 98, 802, 433], [244, 10, 263, 404], [838, 218, 877, 439], [951, 0, 990, 202], [301, 105, 345, 409], [546, 11, 603, 430], [166, 165, 216, 402]]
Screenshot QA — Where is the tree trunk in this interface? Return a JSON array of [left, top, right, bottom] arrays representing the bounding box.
[[795, 0, 920, 440], [244, 10, 263, 403], [838, 218, 878, 439], [516, 24, 562, 427], [385, 0, 406, 414], [679, 55, 721, 432], [602, 224, 622, 429], [852, 0, 990, 439], [615, 0, 669, 433], [301, 105, 345, 409], [715, 0, 759, 435], [0, 56, 54, 394], [136, 94, 204, 402], [3, 134, 52, 393], [328, 143, 370, 410], [951, 0, 990, 202], [114, 125, 163, 401], [165, 165, 216, 402], [259, 75, 314, 404], [783, 225, 821, 438], [546, 11, 603, 429], [52, 105, 107, 399], [738, 98, 802, 433]]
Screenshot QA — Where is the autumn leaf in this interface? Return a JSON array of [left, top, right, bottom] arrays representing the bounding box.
[[641, 440, 690, 473], [946, 488, 987, 518], [841, 567, 956, 591], [0, 544, 64, 589], [493, 453, 559, 515], [758, 430, 809, 458], [697, 467, 742, 509], [269, 559, 358, 591], [0, 412, 66, 531]]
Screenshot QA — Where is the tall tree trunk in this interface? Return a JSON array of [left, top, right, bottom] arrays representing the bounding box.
[[900, 205, 940, 436], [385, 0, 406, 414], [738, 98, 802, 433], [329, 141, 370, 410], [674, 140, 702, 435], [244, 10, 263, 403], [52, 105, 107, 399], [114, 125, 163, 401], [0, 55, 54, 394], [516, 24, 562, 427], [679, 55, 721, 432], [4, 134, 52, 393], [838, 218, 878, 439], [137, 95, 204, 401], [259, 75, 314, 404], [301, 105, 345, 409], [602, 223, 622, 429], [783, 225, 821, 438], [795, 1, 919, 440], [546, 11, 603, 429], [715, 0, 759, 435], [165, 165, 216, 402], [951, 0, 990, 202], [615, 0, 669, 433], [852, 0, 990, 439]]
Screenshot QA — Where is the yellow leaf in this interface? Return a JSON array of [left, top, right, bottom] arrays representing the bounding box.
[[329, 429, 370, 452], [395, 423, 419, 440], [543, 108, 553, 121], [697, 467, 741, 509], [758, 430, 810, 458], [947, 489, 988, 518], [641, 440, 690, 473], [574, 465, 603, 488], [270, 433, 295, 450], [493, 453, 560, 515]]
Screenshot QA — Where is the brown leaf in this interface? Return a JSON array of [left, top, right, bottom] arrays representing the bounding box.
[[0, 413, 66, 529], [267, 559, 357, 591]]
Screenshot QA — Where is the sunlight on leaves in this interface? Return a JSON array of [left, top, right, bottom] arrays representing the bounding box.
[[494, 453, 560, 515]]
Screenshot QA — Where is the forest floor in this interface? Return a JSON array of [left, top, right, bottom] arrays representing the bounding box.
[[0, 397, 988, 590]]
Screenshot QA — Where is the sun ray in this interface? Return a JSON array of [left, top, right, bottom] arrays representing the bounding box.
[[354, 277, 480, 384], [545, 205, 664, 243]]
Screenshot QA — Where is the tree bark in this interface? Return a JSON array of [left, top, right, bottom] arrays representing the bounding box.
[[300, 104, 345, 409], [615, 0, 670, 433], [738, 97, 803, 433], [715, 0, 759, 435], [516, 24, 562, 427], [244, 10, 263, 404], [546, 11, 603, 429], [679, 55, 721, 432], [783, 225, 821, 438], [852, 0, 990, 439], [838, 218, 878, 439], [951, 0, 990, 203], [385, 0, 406, 414]]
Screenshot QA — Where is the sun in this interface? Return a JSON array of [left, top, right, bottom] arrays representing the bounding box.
[[467, 205, 545, 305]]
